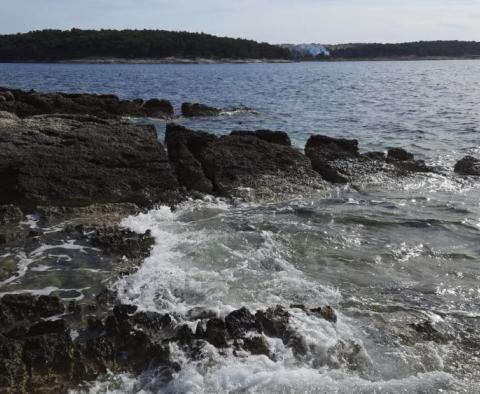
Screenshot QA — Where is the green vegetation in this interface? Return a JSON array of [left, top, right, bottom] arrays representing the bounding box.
[[329, 41, 480, 59], [0, 29, 292, 61]]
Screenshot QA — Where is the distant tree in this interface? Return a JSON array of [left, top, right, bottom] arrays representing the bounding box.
[[0, 29, 293, 61]]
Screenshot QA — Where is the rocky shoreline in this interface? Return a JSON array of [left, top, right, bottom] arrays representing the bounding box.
[[0, 87, 477, 393]]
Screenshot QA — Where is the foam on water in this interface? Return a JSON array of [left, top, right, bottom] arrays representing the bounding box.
[[109, 197, 465, 393]]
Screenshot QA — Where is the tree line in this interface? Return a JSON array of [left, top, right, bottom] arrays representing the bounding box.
[[0, 29, 292, 61], [328, 41, 480, 59]]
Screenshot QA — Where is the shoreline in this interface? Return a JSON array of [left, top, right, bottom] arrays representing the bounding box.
[[1, 56, 480, 65]]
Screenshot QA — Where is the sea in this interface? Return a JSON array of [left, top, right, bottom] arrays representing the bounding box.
[[0, 60, 479, 393]]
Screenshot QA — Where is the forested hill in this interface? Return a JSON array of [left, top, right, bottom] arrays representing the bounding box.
[[0, 29, 292, 62], [328, 41, 480, 60]]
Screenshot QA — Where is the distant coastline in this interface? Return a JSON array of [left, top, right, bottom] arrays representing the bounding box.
[[2, 56, 479, 65]]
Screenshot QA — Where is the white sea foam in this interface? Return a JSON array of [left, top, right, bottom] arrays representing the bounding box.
[[108, 198, 461, 393]]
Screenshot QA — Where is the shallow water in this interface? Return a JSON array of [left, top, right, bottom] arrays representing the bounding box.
[[1, 61, 480, 392]]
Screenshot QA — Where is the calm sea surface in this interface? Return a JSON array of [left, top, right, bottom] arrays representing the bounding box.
[[0, 61, 479, 393]]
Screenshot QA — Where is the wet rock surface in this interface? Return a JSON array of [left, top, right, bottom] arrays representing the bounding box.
[[0, 114, 179, 208], [230, 129, 291, 146], [0, 297, 338, 393], [181, 102, 221, 117], [454, 156, 480, 176], [0, 87, 174, 119], [165, 124, 324, 198], [198, 134, 324, 198], [305, 135, 436, 183]]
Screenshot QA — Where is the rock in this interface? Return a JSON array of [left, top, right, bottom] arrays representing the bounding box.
[[181, 102, 221, 117], [0, 295, 64, 332], [0, 293, 176, 393], [310, 306, 337, 323], [0, 111, 20, 127], [165, 123, 217, 194], [386, 148, 432, 173], [230, 130, 291, 146], [387, 148, 414, 162], [0, 90, 15, 102], [0, 205, 23, 224], [362, 151, 386, 161], [203, 318, 228, 348], [410, 321, 448, 344], [142, 98, 174, 118], [454, 156, 480, 176], [305, 135, 359, 183], [225, 307, 260, 338], [113, 304, 138, 318], [199, 134, 324, 197], [0, 115, 179, 208], [91, 227, 154, 259], [243, 336, 271, 358], [0, 87, 173, 119], [255, 305, 291, 340], [28, 319, 67, 336], [165, 123, 217, 162], [0, 256, 18, 281]]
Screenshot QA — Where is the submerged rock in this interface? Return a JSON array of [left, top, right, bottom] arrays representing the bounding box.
[[90, 227, 154, 259], [230, 129, 291, 146], [410, 320, 448, 344], [454, 156, 480, 176], [181, 102, 221, 117], [0, 115, 179, 208]]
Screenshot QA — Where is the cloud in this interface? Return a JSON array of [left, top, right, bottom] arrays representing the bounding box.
[[1, 0, 479, 43]]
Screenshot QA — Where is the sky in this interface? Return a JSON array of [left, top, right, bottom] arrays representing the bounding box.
[[1, 0, 480, 44]]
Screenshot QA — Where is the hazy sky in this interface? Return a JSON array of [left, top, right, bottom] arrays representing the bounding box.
[[1, 0, 480, 44]]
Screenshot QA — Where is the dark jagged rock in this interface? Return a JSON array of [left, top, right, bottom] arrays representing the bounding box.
[[243, 336, 271, 358], [0, 115, 179, 208], [199, 134, 324, 197], [230, 130, 291, 146], [291, 304, 338, 323], [203, 318, 228, 348], [91, 227, 154, 259], [165, 123, 216, 193], [310, 306, 338, 323], [255, 305, 291, 340], [306, 135, 435, 183], [306, 135, 359, 161], [225, 307, 260, 338], [28, 319, 67, 337], [386, 147, 432, 173], [142, 98, 174, 118], [181, 102, 221, 117], [0, 295, 64, 332], [410, 321, 448, 344], [305, 135, 359, 183], [0, 87, 174, 119], [0, 205, 23, 224], [362, 151, 386, 161], [454, 156, 480, 176], [387, 148, 414, 162], [0, 256, 18, 281], [0, 296, 342, 392]]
